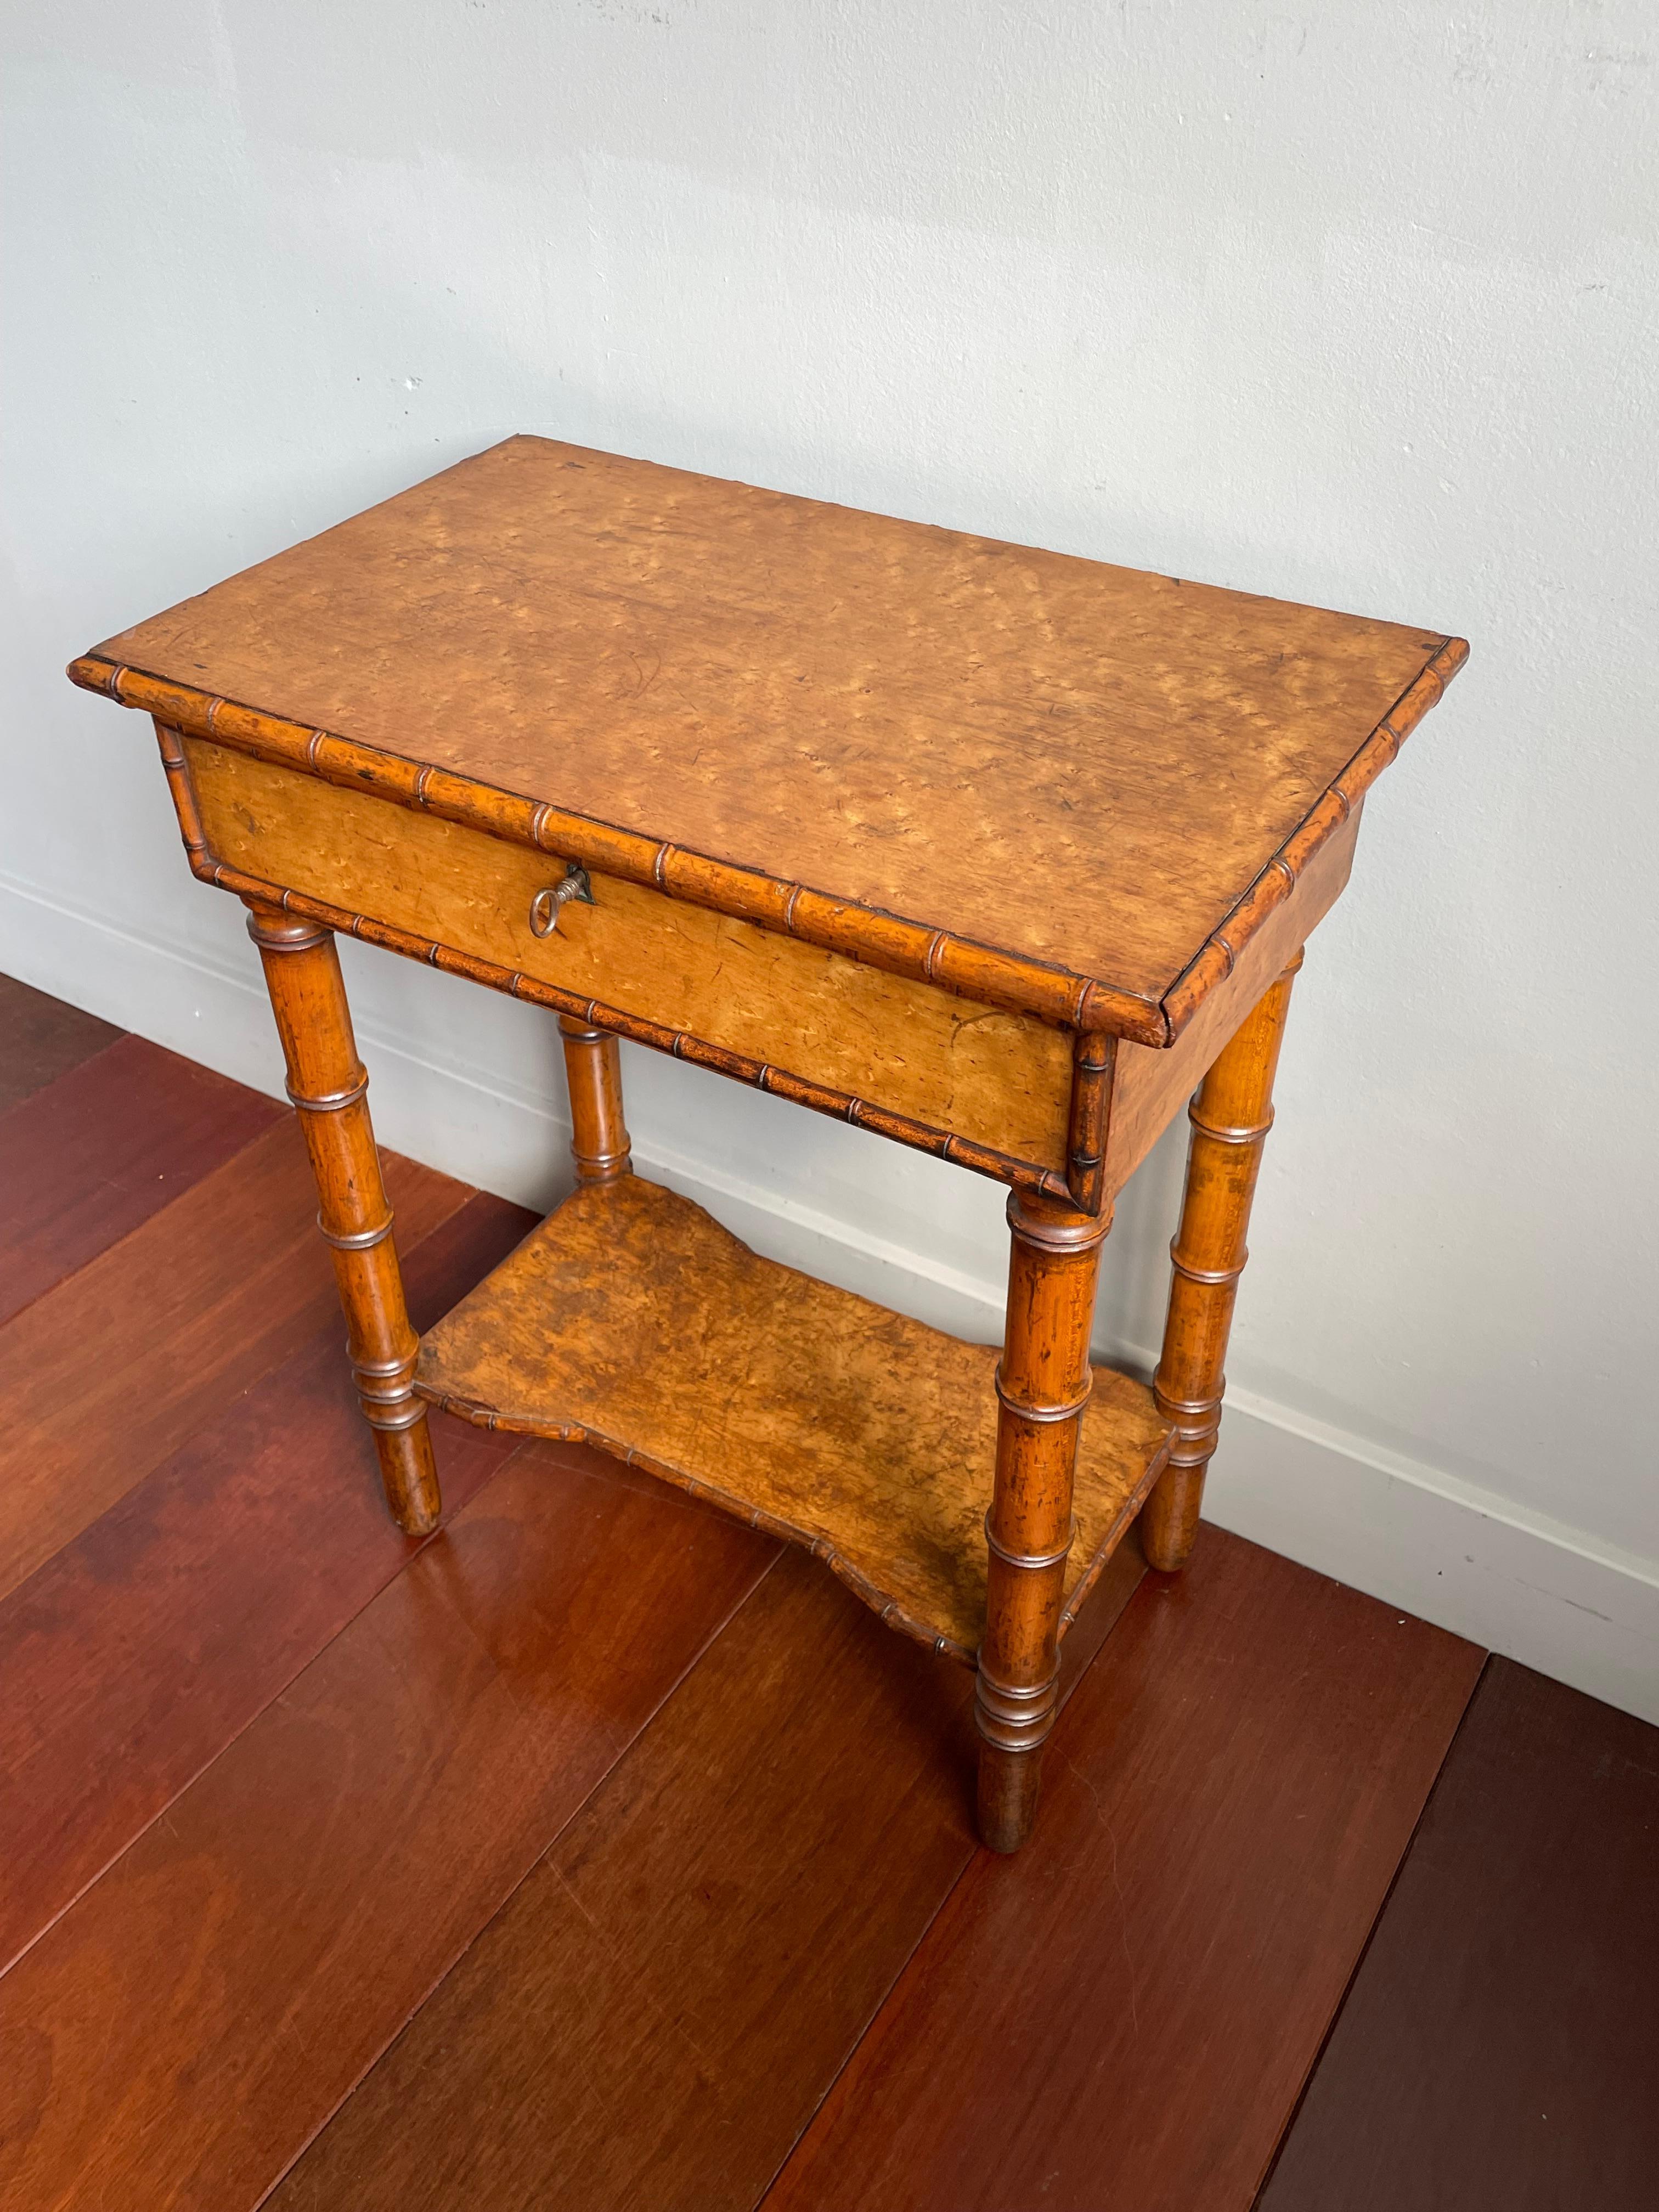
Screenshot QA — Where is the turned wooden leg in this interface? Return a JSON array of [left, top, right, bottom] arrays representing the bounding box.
[[558, 1017, 632, 1183], [975, 1190, 1109, 1854], [1142, 952, 1302, 1573], [245, 901, 441, 1534]]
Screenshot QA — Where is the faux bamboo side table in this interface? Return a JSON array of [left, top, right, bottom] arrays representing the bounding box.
[[69, 438, 1464, 1852]]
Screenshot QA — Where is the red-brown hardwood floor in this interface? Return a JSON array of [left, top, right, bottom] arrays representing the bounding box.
[[1, 972, 1653, 2210]]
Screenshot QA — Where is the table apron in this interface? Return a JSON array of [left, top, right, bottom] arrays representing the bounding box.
[[181, 735, 1079, 1193]]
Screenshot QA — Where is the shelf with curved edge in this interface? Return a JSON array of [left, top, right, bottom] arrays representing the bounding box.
[[413, 1173, 1173, 1664]]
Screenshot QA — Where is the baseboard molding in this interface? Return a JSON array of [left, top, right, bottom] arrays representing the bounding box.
[[5, 866, 1655, 1727], [1201, 1399, 1659, 1728]]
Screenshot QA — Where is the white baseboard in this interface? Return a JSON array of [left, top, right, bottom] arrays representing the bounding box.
[[5, 867, 1656, 1726], [1201, 1399, 1659, 1727]]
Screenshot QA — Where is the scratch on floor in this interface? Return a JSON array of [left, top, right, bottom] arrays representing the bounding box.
[[1066, 1753, 1139, 2040]]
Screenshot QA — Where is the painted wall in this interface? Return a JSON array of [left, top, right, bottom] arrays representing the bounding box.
[[5, 3, 1656, 1712]]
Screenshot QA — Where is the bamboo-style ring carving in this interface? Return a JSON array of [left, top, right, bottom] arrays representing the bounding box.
[[973, 1661, 1061, 1753], [318, 1211, 394, 1251], [286, 1069, 370, 1113], [1004, 1189, 1111, 1254], [1169, 1245, 1248, 1288], [983, 1511, 1077, 1573], [529, 862, 595, 936], [246, 906, 330, 954], [357, 1397, 428, 1434], [1188, 1105, 1275, 1146], [994, 1368, 1094, 1424]]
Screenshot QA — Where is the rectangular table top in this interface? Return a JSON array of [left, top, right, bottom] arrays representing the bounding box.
[[81, 437, 1464, 1042]]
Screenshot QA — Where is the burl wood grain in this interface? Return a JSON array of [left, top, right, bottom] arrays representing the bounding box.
[[191, 737, 1075, 1172], [416, 1176, 1171, 1661], [88, 435, 1462, 1016]]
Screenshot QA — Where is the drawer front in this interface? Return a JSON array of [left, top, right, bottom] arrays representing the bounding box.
[[187, 740, 1074, 1172]]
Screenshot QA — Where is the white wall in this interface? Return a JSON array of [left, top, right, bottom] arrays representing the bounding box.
[[5, 2, 1656, 1716]]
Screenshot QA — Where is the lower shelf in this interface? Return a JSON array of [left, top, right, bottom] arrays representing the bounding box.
[[414, 1175, 1172, 1664]]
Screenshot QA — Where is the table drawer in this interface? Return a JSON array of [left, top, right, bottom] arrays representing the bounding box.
[[186, 738, 1074, 1173]]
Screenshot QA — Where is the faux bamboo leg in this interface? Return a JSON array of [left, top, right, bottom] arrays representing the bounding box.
[[1142, 952, 1302, 1573], [975, 1190, 1109, 1854], [244, 901, 441, 1534], [558, 1017, 632, 1183]]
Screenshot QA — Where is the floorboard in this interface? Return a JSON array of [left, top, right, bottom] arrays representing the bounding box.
[[0, 1031, 279, 1324], [764, 1528, 1486, 2212], [12, 979, 1638, 2212], [0, 973, 121, 1111], [0, 1193, 534, 1977], [1258, 1658, 1659, 2211], [265, 1538, 1148, 2211], [0, 1445, 776, 2212], [0, 1116, 464, 1601]]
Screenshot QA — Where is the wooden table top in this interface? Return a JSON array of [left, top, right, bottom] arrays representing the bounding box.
[[86, 437, 1464, 1038]]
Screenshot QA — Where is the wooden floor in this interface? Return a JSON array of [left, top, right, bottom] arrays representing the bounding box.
[[1, 970, 1654, 2210]]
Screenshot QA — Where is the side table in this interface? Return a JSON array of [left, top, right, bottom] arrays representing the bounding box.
[[69, 437, 1464, 1850]]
